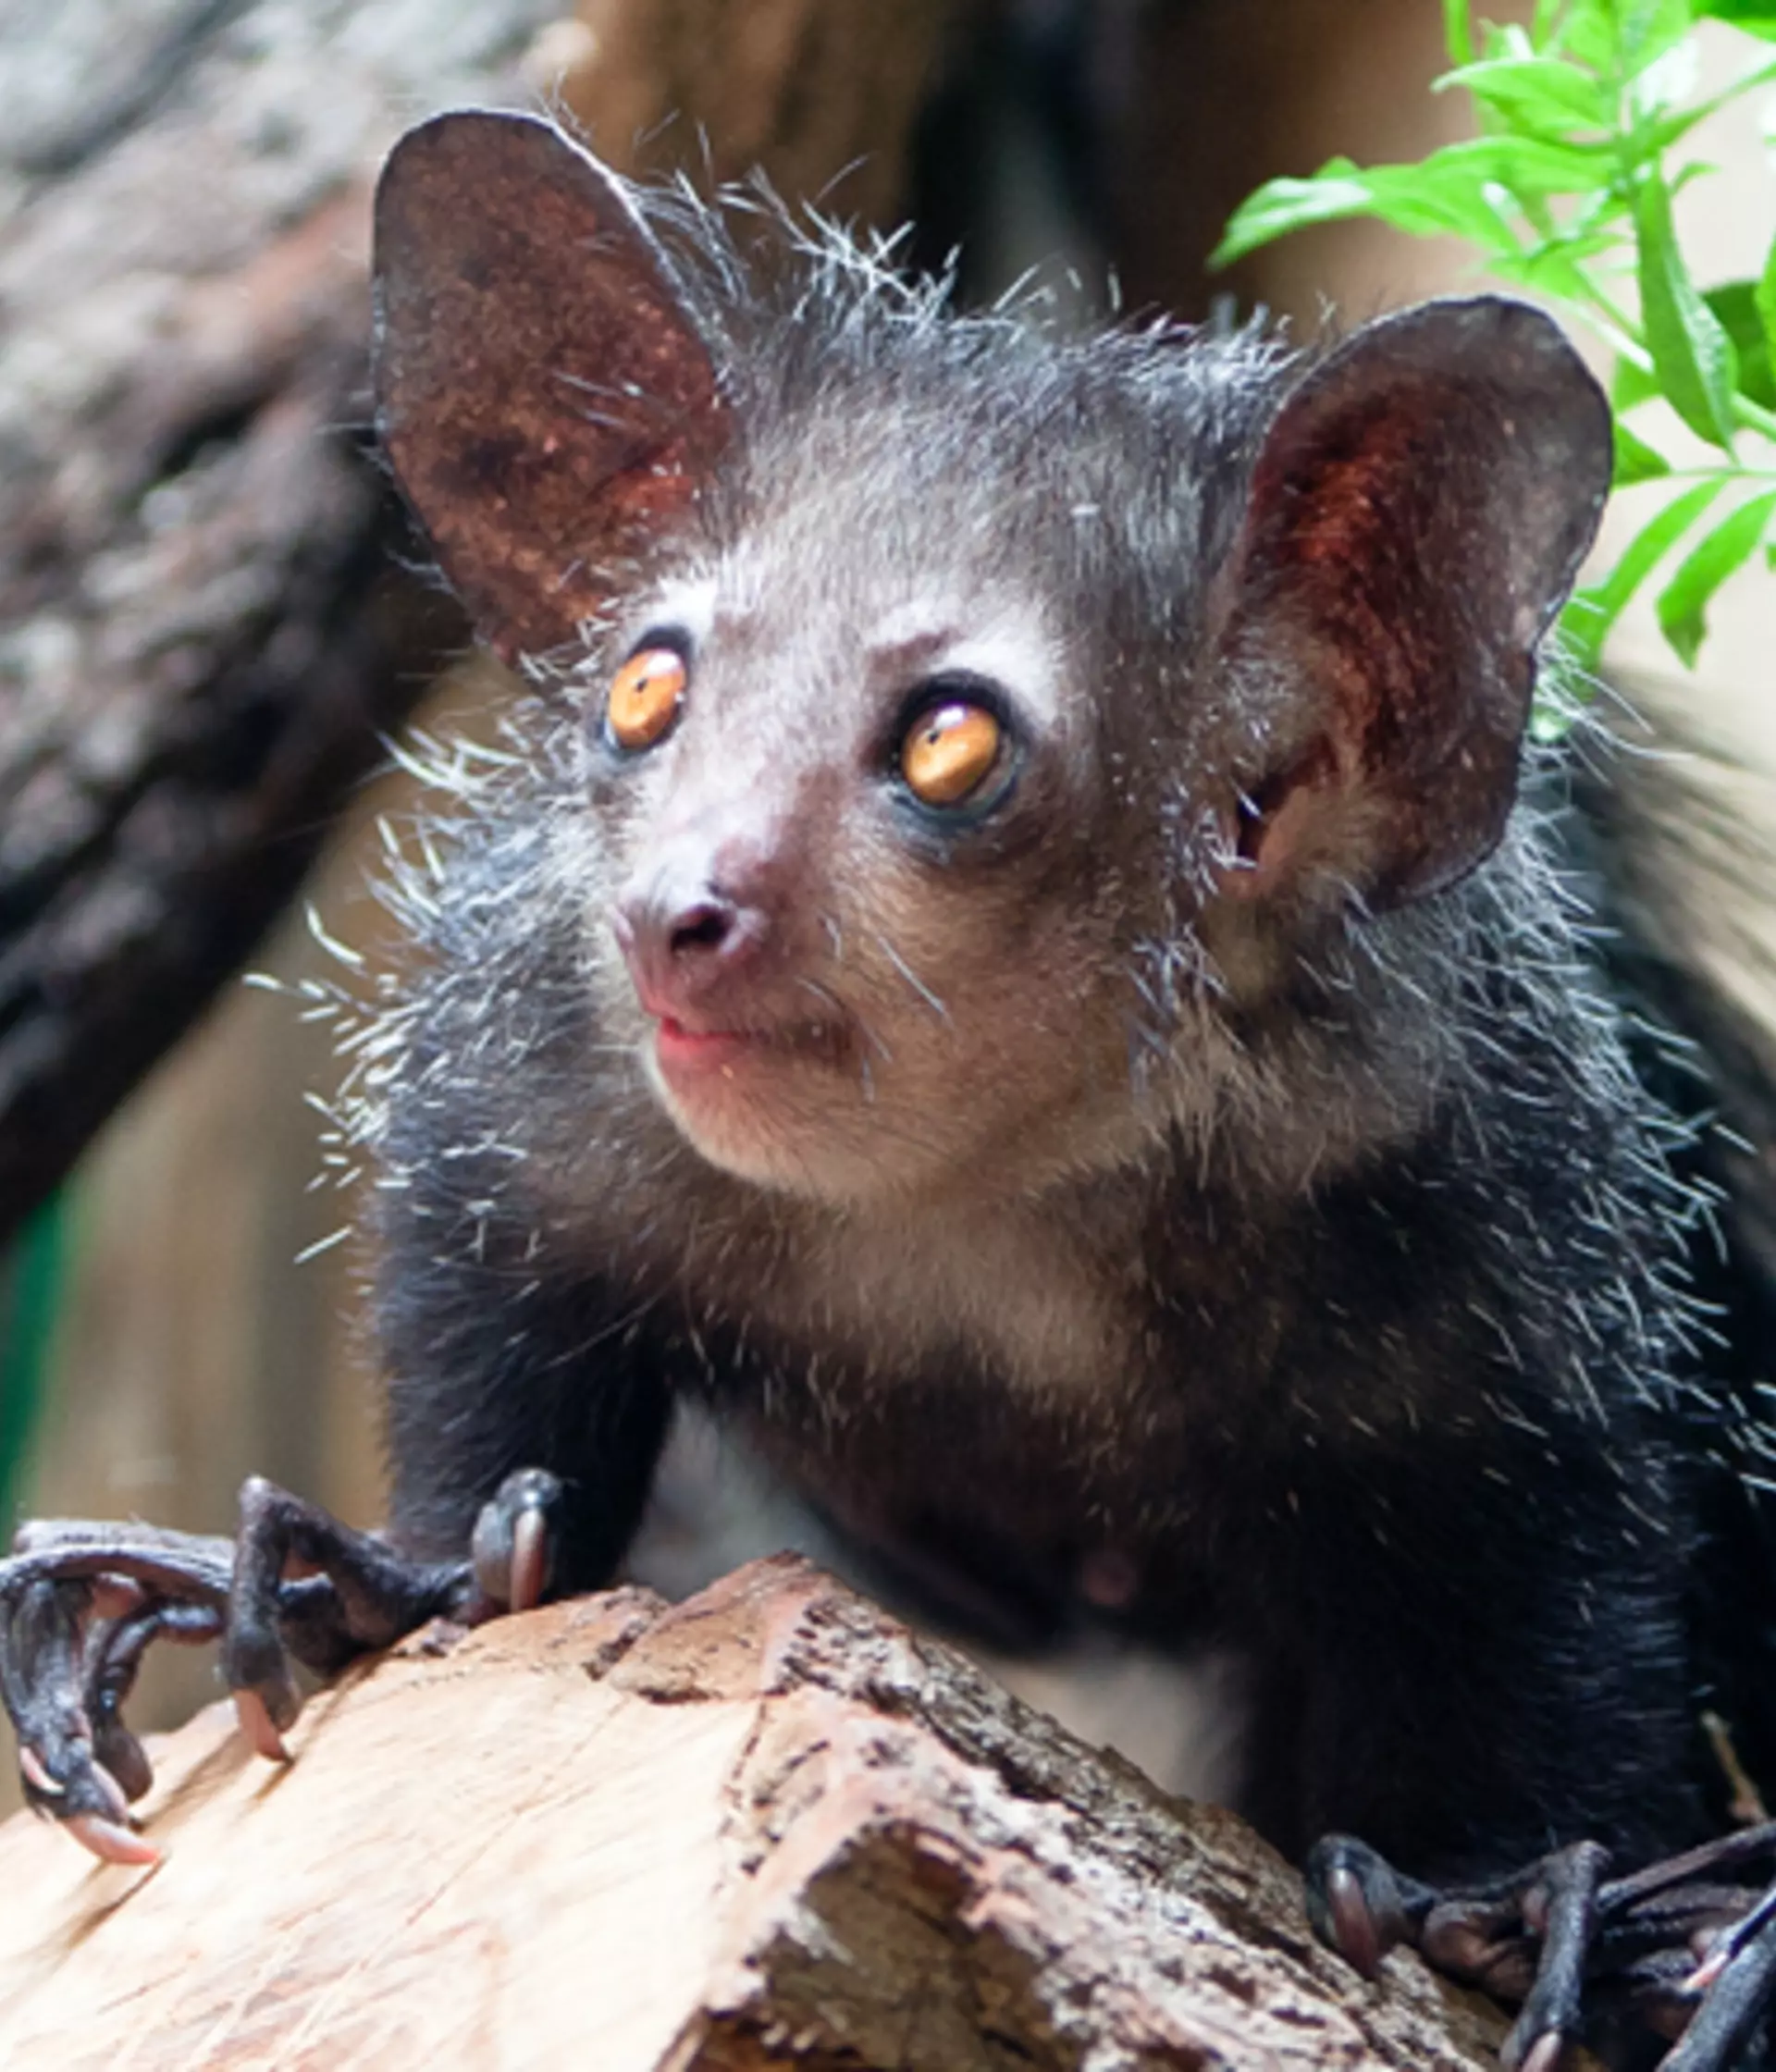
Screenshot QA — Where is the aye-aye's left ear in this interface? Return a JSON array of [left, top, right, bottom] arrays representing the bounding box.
[[1214, 296, 1611, 909], [372, 111, 733, 668]]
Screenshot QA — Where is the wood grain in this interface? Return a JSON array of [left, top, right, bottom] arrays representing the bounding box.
[[0, 1560, 1512, 2071]]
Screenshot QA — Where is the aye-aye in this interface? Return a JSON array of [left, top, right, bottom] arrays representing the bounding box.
[[8, 110, 1776, 2070]]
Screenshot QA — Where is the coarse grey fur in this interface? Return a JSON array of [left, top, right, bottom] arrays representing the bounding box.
[[352, 182, 1696, 1416], [7, 122, 1776, 2072], [343, 117, 1719, 1891]]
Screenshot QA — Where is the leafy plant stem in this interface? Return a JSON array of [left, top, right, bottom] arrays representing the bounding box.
[[1216, 2, 1776, 679]]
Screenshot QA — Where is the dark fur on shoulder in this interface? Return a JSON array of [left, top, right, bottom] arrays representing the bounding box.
[[339, 114, 1736, 1886]]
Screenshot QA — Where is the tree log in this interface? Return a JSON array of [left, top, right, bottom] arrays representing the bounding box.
[[0, 1558, 1513, 2070]]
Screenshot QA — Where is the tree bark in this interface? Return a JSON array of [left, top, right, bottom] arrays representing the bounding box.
[[0, 0, 544, 1250], [0, 1559, 1516, 2070]]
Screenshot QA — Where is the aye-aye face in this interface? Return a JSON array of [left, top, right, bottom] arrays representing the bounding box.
[[563, 442, 1157, 1206], [373, 113, 1613, 1210]]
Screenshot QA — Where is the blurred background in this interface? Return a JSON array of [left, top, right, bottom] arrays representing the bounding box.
[[2, 0, 1772, 1804]]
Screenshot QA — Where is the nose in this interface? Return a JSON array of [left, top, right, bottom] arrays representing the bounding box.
[[663, 897, 741, 959], [614, 851, 772, 1016]]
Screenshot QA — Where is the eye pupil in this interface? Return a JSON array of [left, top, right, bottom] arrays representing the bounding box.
[[607, 647, 686, 750], [901, 700, 1003, 807]]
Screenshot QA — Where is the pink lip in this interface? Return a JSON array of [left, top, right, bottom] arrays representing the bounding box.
[[652, 1015, 754, 1073], [637, 986, 846, 1080]]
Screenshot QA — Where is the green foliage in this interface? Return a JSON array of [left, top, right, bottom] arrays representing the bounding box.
[[1215, 1, 1776, 684]]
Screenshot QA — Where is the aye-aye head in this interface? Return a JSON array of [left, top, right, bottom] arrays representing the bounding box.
[[371, 111, 1611, 1208]]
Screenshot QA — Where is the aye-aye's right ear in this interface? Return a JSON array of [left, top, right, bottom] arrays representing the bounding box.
[[373, 111, 731, 669], [1212, 297, 1611, 911]]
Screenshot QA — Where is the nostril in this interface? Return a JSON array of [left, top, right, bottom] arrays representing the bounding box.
[[669, 902, 732, 957]]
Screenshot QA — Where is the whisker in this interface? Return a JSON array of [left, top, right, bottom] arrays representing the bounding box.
[[873, 931, 948, 1020], [796, 975, 846, 1018]]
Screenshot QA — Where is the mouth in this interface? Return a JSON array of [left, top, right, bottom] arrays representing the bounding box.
[[635, 1000, 876, 1193], [648, 1010, 850, 1084], [653, 1017, 752, 1072]]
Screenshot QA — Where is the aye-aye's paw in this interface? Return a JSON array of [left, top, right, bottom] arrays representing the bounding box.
[[0, 1520, 234, 1863], [1306, 1825, 1776, 2071], [0, 1482, 480, 1861]]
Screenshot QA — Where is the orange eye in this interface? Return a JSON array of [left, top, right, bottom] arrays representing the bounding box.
[[607, 647, 686, 751], [900, 702, 1005, 807]]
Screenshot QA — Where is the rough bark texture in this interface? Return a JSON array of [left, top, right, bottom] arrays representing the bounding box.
[[0, 1558, 1512, 2070], [0, 0, 547, 1251], [0, 0, 965, 1252]]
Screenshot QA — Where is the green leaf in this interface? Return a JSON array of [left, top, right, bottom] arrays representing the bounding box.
[[1564, 476, 1726, 662], [1211, 167, 1379, 267], [1612, 354, 1660, 413], [1669, 159, 1720, 199], [1696, 1, 1776, 39], [1648, 56, 1776, 152], [1703, 280, 1776, 409], [1619, 0, 1697, 77], [1490, 231, 1625, 305], [1560, 6, 1625, 71], [1432, 132, 1613, 193], [1210, 163, 1508, 268], [1612, 421, 1672, 485], [1437, 56, 1612, 135], [1211, 128, 1619, 268], [1562, 0, 1688, 76], [1350, 162, 1523, 247], [1531, 0, 1570, 49], [1442, 0, 1475, 67], [1210, 130, 1620, 269], [1568, 183, 1638, 239], [1634, 173, 1740, 448], [1655, 490, 1776, 665]]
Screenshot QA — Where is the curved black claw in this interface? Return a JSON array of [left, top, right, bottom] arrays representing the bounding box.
[[1661, 1882, 1776, 2070], [223, 1475, 475, 1758], [87, 1593, 227, 1802], [0, 1524, 235, 1863], [0, 1488, 478, 1858], [469, 1467, 565, 1615], [6, 1578, 147, 1862], [1306, 1832, 1552, 2005], [1498, 1842, 1610, 2072], [1305, 1823, 1776, 2072], [1304, 1834, 1432, 1980]]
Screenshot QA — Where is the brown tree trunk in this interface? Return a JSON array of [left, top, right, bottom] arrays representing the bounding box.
[[0, 1560, 1518, 2070]]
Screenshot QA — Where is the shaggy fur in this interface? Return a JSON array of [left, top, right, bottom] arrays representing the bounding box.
[[339, 117, 1738, 1895]]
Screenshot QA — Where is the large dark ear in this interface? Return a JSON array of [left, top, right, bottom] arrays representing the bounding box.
[[373, 111, 731, 667], [1215, 297, 1611, 908]]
